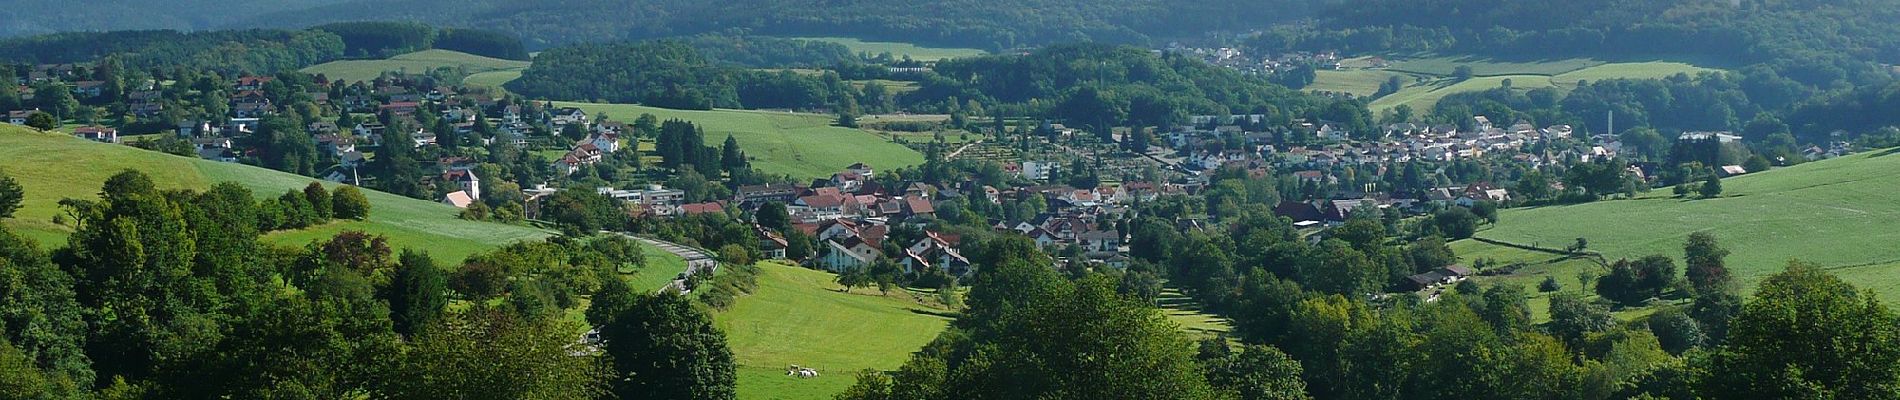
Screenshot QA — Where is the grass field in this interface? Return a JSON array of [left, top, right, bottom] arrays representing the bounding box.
[[302, 49, 531, 84], [1385, 56, 1608, 77], [1318, 54, 1719, 114], [713, 262, 952, 399], [1307, 69, 1425, 97], [0, 126, 549, 261], [551, 102, 925, 180], [462, 70, 524, 93], [791, 37, 987, 61], [1474, 149, 1900, 300], [624, 242, 689, 291], [1158, 287, 1233, 339], [1368, 75, 1556, 114]]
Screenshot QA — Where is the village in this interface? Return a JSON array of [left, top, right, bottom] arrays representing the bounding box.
[[1, 60, 1865, 299]]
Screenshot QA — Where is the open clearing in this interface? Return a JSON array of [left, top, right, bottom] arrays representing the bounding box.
[[0, 126, 549, 261], [1473, 149, 1900, 300], [1316, 55, 1718, 114], [551, 101, 925, 180], [302, 49, 531, 84], [790, 37, 987, 61], [713, 262, 952, 399], [1158, 287, 1233, 339], [462, 70, 524, 93]]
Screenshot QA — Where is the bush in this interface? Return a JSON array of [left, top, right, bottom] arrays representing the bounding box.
[[1540, 276, 1563, 292], [332, 185, 372, 220]]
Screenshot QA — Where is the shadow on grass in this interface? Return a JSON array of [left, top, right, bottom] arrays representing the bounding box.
[[906, 308, 960, 319]]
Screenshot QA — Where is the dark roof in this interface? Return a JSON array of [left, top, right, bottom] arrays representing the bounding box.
[[1438, 265, 1474, 277], [1406, 271, 1446, 286], [1272, 202, 1325, 223]]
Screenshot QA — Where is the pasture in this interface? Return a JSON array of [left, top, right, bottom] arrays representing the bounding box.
[[712, 262, 953, 399], [1474, 149, 1900, 300], [0, 126, 549, 261], [462, 70, 524, 93], [1368, 75, 1555, 114], [301, 49, 531, 84], [551, 101, 925, 180], [1317, 54, 1719, 114], [1307, 69, 1424, 97], [791, 37, 988, 61]]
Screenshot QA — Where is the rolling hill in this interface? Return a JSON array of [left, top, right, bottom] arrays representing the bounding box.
[[551, 102, 925, 180], [0, 126, 549, 261], [1311, 55, 1718, 114], [301, 49, 530, 84], [1470, 148, 1900, 300]]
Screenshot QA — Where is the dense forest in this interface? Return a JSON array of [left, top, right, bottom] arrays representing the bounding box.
[[1, 0, 1313, 51], [914, 43, 1355, 134], [0, 30, 345, 75], [505, 41, 862, 110], [0, 23, 524, 75], [313, 21, 529, 60]]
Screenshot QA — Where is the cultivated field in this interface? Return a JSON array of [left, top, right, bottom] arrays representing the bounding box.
[[791, 37, 988, 61], [1474, 149, 1900, 300], [712, 262, 953, 399], [301, 49, 531, 84], [551, 101, 925, 180], [1317, 55, 1718, 114], [0, 126, 549, 261]]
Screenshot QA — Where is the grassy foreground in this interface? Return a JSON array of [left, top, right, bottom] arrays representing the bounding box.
[[551, 102, 924, 180], [302, 49, 531, 84], [713, 262, 952, 399], [1475, 149, 1900, 299], [0, 126, 549, 261]]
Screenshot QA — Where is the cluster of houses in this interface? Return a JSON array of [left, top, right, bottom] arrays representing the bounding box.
[[1163, 44, 1349, 76]]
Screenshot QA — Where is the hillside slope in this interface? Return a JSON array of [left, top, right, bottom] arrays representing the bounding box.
[[1476, 149, 1900, 297], [552, 102, 924, 180], [301, 49, 529, 83], [0, 126, 548, 261]]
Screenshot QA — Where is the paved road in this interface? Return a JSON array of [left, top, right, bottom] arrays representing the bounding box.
[[622, 234, 719, 294]]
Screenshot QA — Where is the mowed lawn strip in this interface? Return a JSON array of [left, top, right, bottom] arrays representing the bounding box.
[[0, 126, 548, 261], [713, 262, 951, 399], [551, 101, 925, 180], [1476, 149, 1900, 299]]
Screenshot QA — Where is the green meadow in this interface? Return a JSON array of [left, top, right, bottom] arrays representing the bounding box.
[[0, 126, 549, 261], [551, 101, 925, 180], [1316, 55, 1718, 114], [1473, 149, 1900, 300], [302, 49, 531, 84], [712, 262, 953, 399]]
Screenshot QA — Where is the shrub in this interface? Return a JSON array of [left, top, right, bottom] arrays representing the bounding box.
[[1540, 276, 1563, 292]]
